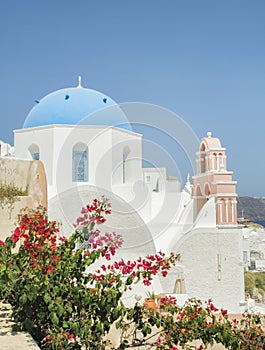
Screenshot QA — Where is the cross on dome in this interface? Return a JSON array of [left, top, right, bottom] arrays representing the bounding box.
[[77, 75, 83, 88]]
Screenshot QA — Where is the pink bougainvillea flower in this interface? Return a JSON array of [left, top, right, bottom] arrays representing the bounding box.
[[221, 308, 228, 317], [67, 333, 74, 340]]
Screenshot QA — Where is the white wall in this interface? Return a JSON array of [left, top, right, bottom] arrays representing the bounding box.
[[143, 168, 166, 192], [15, 125, 143, 200], [111, 128, 142, 186], [172, 227, 245, 313], [53, 126, 113, 196], [14, 126, 54, 189]]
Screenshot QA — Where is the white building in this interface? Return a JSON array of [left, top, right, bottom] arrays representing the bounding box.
[[13, 78, 245, 313], [0, 140, 14, 157]]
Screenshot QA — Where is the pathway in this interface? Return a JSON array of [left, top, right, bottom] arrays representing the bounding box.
[[0, 303, 40, 350]]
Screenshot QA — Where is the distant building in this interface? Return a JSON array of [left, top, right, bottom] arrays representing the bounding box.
[[242, 224, 265, 271], [0, 140, 14, 157], [255, 260, 265, 271]]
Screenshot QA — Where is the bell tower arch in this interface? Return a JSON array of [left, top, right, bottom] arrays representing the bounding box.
[[193, 132, 237, 226]]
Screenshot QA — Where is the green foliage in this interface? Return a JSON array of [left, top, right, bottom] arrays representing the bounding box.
[[145, 291, 157, 300], [0, 214, 118, 348], [255, 273, 265, 293], [244, 271, 256, 296], [0, 182, 28, 214], [245, 271, 265, 299], [0, 182, 28, 200], [0, 199, 264, 350], [119, 297, 265, 349]]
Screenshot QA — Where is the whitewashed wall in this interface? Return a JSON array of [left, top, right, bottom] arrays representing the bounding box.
[[172, 227, 245, 313]]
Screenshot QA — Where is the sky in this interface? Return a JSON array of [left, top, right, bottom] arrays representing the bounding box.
[[0, 0, 264, 196]]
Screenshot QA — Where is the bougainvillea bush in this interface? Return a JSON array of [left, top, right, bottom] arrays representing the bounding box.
[[119, 297, 265, 349], [0, 197, 264, 350]]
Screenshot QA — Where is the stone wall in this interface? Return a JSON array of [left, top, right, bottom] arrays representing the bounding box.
[[0, 157, 47, 240]]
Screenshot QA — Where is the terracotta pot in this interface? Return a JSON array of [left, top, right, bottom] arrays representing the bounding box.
[[89, 288, 98, 295], [144, 298, 156, 310]]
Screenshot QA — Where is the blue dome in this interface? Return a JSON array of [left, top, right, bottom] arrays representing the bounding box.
[[23, 87, 132, 131]]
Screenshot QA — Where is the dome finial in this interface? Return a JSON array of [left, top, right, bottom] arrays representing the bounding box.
[[77, 75, 82, 88]]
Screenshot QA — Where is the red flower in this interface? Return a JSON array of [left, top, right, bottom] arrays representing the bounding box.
[[67, 333, 74, 340], [0, 240, 5, 246], [209, 303, 218, 312], [105, 253, 111, 260], [221, 308, 228, 317], [46, 265, 55, 275], [11, 227, 21, 242]]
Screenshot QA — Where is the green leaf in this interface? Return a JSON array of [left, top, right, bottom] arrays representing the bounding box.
[[67, 306, 73, 313], [48, 302, 55, 312], [72, 322, 79, 334], [57, 304, 64, 317], [50, 312, 59, 326], [19, 294, 27, 304], [44, 293, 51, 304], [112, 307, 120, 320]]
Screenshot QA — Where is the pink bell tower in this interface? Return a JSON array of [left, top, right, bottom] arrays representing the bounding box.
[[192, 132, 238, 225]]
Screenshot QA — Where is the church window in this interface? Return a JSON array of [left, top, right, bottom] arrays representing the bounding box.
[[146, 175, 151, 183], [218, 152, 224, 171], [122, 146, 130, 184], [28, 144, 40, 160], [72, 143, 88, 182], [33, 152, 39, 160], [200, 143, 206, 173], [213, 153, 217, 171]]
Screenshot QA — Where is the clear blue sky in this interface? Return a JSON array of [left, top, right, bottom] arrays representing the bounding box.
[[0, 0, 264, 196]]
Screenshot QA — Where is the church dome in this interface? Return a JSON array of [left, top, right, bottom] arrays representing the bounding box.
[[23, 79, 132, 131]]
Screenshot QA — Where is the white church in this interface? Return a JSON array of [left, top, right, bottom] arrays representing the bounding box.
[[9, 77, 245, 312]]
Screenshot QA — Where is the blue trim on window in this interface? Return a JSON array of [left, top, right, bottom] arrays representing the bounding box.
[[72, 150, 88, 182], [33, 152, 39, 160]]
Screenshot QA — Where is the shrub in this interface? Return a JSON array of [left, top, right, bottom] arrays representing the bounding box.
[[0, 183, 28, 216], [245, 271, 265, 301], [0, 197, 264, 349]]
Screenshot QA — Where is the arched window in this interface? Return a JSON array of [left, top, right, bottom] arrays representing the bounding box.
[[72, 143, 88, 182], [200, 143, 206, 173], [122, 146, 130, 184], [218, 152, 223, 170], [28, 144, 40, 160]]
